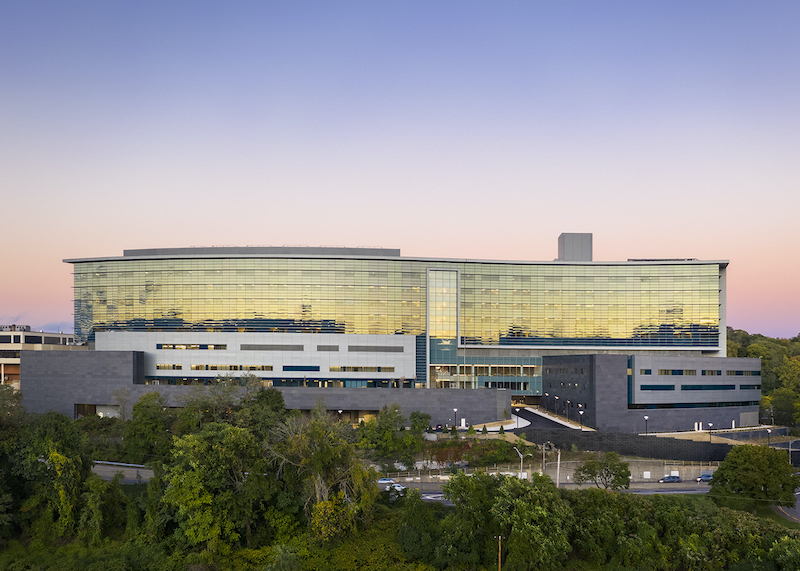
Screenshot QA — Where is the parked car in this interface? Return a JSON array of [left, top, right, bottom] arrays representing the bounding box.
[[659, 475, 682, 483], [695, 473, 713, 483], [377, 477, 395, 485]]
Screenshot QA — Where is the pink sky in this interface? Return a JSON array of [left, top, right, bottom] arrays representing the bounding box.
[[2, 2, 799, 338]]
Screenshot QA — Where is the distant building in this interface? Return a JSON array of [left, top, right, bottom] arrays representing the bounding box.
[[21, 234, 760, 431], [1, 325, 83, 390]]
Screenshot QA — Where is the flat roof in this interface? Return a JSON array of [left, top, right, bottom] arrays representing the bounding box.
[[64, 246, 729, 268]]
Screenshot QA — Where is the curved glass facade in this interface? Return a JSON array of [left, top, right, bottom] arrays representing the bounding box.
[[70, 253, 721, 349]]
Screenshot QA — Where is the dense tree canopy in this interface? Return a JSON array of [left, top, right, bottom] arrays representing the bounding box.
[[727, 327, 800, 426], [709, 444, 800, 511]]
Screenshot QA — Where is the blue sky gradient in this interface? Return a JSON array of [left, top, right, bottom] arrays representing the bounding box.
[[2, 1, 799, 337]]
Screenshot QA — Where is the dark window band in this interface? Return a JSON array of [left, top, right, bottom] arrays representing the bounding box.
[[348, 345, 404, 352]]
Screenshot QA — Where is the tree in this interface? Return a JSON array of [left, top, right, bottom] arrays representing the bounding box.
[[491, 475, 575, 571], [776, 356, 800, 391], [163, 422, 272, 553], [357, 404, 406, 460], [397, 488, 440, 561], [770, 387, 798, 427], [0, 384, 25, 426], [12, 412, 92, 537], [268, 403, 377, 532], [124, 392, 174, 464], [408, 411, 431, 437], [111, 387, 131, 421], [436, 472, 505, 569], [176, 373, 263, 433], [709, 445, 800, 511], [234, 387, 287, 441], [573, 452, 631, 490]]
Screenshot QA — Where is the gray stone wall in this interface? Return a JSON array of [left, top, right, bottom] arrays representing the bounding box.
[[21, 350, 144, 418], [542, 354, 759, 433], [21, 351, 511, 425]]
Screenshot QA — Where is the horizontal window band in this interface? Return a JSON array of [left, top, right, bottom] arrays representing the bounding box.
[[329, 366, 395, 373], [283, 365, 320, 372], [629, 401, 759, 409], [316, 345, 339, 351], [640, 385, 674, 391], [157, 344, 227, 350], [348, 345, 404, 352], [189, 365, 273, 371], [681, 385, 735, 391], [241, 344, 304, 351]]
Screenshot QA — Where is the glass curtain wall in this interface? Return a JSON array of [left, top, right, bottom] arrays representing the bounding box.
[[72, 257, 720, 349]]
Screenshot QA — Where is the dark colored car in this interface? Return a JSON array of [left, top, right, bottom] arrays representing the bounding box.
[[696, 473, 713, 483], [659, 475, 682, 483]]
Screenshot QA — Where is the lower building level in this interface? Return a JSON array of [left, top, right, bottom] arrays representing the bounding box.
[[19, 333, 761, 433]]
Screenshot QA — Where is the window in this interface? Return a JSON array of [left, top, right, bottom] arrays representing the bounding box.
[[702, 370, 722, 376], [156, 364, 182, 370], [329, 366, 394, 373], [158, 344, 227, 350], [640, 369, 652, 375], [641, 384, 675, 391], [726, 370, 761, 376], [681, 385, 735, 391], [191, 364, 241, 371], [739, 384, 761, 390]]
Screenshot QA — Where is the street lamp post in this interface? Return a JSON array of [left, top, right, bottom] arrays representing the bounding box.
[[566, 400, 571, 422], [554, 396, 559, 417], [767, 428, 772, 447], [708, 423, 713, 443], [544, 392, 549, 413], [454, 408, 458, 430], [514, 446, 533, 479], [579, 409, 584, 431], [644, 415, 649, 435], [515, 407, 520, 430]]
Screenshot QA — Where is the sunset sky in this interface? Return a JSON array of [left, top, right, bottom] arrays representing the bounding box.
[[2, 1, 799, 338]]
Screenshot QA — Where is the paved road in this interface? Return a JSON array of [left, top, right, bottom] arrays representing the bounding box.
[[512, 407, 570, 432], [93, 463, 153, 485], [773, 490, 800, 524]]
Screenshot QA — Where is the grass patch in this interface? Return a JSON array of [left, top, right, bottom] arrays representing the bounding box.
[[755, 504, 800, 530]]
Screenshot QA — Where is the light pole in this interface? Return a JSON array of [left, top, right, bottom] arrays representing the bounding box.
[[767, 428, 772, 447], [454, 408, 458, 430], [708, 423, 713, 443], [554, 396, 559, 417], [514, 446, 532, 479], [515, 407, 520, 430], [566, 400, 571, 422], [544, 392, 549, 413], [579, 409, 584, 431], [644, 415, 649, 435]]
